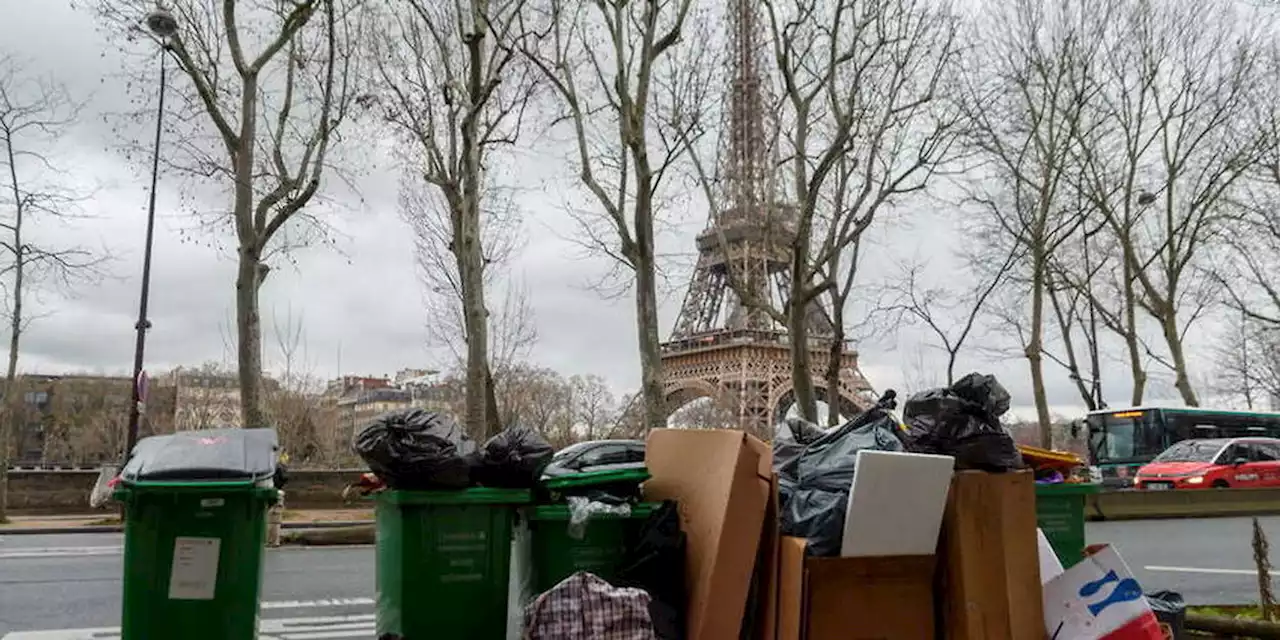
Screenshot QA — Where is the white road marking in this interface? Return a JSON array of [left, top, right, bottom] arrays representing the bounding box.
[[1, 614, 376, 640], [1145, 565, 1275, 576], [261, 597, 375, 610], [0, 547, 121, 560]]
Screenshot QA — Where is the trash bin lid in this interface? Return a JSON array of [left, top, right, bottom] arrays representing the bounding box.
[[121, 427, 279, 485], [541, 467, 652, 491]]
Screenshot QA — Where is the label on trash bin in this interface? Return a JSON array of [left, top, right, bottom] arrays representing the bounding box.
[[168, 537, 221, 600]]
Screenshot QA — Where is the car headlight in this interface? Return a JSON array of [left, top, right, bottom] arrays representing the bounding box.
[[1185, 476, 1204, 484]]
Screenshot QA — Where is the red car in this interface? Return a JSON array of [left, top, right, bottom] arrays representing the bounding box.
[[1134, 437, 1280, 490]]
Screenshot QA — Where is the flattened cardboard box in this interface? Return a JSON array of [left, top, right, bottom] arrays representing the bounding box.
[[644, 429, 772, 640], [774, 536, 937, 640], [938, 470, 1044, 640]]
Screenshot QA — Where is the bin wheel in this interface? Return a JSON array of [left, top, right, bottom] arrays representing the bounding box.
[[1212, 479, 1230, 489]]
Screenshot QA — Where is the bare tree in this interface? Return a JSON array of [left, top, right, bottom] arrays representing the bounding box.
[[1044, 207, 1112, 411], [960, 0, 1094, 444], [569, 374, 616, 441], [369, 0, 538, 438], [1218, 45, 1280, 336], [667, 394, 738, 430], [92, 0, 363, 429], [873, 245, 1019, 388], [1069, 0, 1269, 407], [0, 55, 105, 520], [523, 0, 712, 430], [683, 0, 962, 422]]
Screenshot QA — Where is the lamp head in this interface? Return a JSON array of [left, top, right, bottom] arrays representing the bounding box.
[[145, 9, 179, 39]]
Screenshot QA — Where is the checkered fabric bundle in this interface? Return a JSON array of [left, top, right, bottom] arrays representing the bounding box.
[[524, 572, 657, 640]]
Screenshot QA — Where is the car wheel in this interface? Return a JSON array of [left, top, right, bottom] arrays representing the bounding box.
[[1211, 479, 1230, 489]]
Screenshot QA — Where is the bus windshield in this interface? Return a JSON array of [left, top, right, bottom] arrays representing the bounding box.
[[1152, 439, 1223, 463], [1088, 410, 1157, 463]]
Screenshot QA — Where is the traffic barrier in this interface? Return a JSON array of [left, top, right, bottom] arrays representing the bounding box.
[[1087, 487, 1280, 521]]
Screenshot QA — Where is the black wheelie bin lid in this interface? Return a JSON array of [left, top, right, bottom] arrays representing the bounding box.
[[120, 427, 279, 485]]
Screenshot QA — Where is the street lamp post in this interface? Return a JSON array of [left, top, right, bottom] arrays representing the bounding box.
[[124, 9, 178, 458]]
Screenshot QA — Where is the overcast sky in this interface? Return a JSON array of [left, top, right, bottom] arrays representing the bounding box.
[[0, 0, 1221, 420]]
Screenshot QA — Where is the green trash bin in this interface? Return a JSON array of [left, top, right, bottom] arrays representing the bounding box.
[[376, 488, 531, 639], [115, 427, 281, 640], [528, 502, 660, 592], [1035, 482, 1100, 568]]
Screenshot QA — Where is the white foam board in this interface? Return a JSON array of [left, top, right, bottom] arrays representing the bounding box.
[[1037, 528, 1065, 584], [840, 449, 955, 557]]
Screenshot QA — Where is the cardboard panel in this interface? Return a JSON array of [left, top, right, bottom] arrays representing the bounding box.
[[644, 429, 771, 640], [807, 554, 937, 640], [938, 470, 1044, 640], [775, 536, 808, 640]]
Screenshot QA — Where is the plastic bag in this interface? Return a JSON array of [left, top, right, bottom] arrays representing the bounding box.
[[88, 464, 119, 509], [566, 496, 632, 540], [1145, 591, 1186, 639], [473, 426, 555, 489], [772, 418, 828, 476], [614, 501, 686, 640], [524, 572, 656, 640], [353, 409, 476, 490], [775, 394, 906, 557], [901, 372, 1024, 472]]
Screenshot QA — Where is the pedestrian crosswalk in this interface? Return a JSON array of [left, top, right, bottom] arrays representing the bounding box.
[[2, 614, 375, 640]]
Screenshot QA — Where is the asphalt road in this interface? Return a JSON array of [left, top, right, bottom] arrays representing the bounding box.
[[2, 516, 1278, 636], [1090, 515, 1280, 607], [0, 533, 373, 639]]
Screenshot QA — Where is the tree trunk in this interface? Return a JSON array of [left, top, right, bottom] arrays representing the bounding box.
[[0, 253, 21, 521], [460, 6, 493, 439], [1028, 255, 1053, 449], [1162, 313, 1200, 406], [1, 136, 26, 522], [826, 323, 843, 427], [484, 364, 502, 437], [789, 287, 819, 423], [235, 250, 267, 429], [634, 250, 666, 431], [232, 69, 266, 429], [1121, 243, 1146, 405], [1047, 274, 1097, 411], [458, 221, 490, 437]]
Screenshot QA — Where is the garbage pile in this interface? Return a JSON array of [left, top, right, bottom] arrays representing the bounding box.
[[775, 374, 1027, 556], [352, 409, 684, 640], [354, 375, 1184, 640], [353, 408, 554, 491]]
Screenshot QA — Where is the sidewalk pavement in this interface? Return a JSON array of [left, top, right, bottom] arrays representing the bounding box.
[[0, 508, 375, 535]]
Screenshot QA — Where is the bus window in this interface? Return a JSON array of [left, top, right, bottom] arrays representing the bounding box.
[[1091, 413, 1140, 461]]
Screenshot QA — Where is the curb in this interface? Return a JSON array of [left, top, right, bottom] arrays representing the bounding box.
[[0, 520, 375, 536]]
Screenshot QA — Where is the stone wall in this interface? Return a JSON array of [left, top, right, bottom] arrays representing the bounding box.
[[5, 469, 363, 515]]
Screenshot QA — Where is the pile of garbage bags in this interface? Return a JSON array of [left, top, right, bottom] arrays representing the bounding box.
[[353, 408, 555, 490], [774, 373, 1024, 556], [901, 372, 1024, 472]]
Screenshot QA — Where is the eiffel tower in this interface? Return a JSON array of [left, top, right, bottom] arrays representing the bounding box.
[[659, 0, 874, 437]]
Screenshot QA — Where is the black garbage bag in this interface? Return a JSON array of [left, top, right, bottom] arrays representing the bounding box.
[[902, 372, 1024, 472], [613, 501, 686, 640], [353, 409, 476, 490], [773, 418, 828, 474], [776, 392, 906, 557], [472, 426, 555, 489], [1145, 591, 1186, 639]]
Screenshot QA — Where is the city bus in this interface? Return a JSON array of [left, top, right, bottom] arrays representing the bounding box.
[[1083, 406, 1280, 488]]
